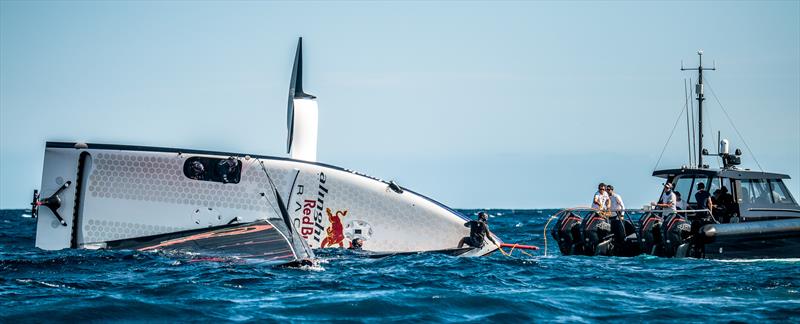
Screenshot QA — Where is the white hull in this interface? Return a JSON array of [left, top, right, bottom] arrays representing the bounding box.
[[34, 142, 499, 256]]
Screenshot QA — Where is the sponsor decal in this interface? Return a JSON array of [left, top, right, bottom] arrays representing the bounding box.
[[291, 172, 371, 249], [293, 172, 328, 244], [321, 208, 348, 248]]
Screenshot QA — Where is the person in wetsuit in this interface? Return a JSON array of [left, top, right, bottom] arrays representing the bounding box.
[[349, 238, 364, 250], [457, 212, 498, 249], [189, 160, 206, 180], [217, 157, 239, 183]]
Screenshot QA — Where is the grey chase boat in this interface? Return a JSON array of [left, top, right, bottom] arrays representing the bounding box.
[[552, 51, 800, 259]]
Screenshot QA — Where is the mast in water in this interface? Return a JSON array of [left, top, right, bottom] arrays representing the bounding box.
[[682, 50, 715, 168]]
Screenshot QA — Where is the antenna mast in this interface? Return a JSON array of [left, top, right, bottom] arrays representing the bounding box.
[[681, 50, 715, 168]]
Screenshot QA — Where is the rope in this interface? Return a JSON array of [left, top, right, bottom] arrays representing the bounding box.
[[542, 214, 560, 257], [542, 207, 586, 256], [703, 76, 765, 172], [497, 243, 535, 258], [255, 159, 282, 219], [653, 99, 690, 172]]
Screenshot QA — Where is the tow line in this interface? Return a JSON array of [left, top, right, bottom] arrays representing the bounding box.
[[498, 243, 539, 257]]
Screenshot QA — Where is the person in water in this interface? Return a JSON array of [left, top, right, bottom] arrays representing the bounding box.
[[458, 212, 498, 249], [349, 238, 364, 250], [607, 185, 625, 217], [654, 183, 677, 211], [592, 183, 609, 211]]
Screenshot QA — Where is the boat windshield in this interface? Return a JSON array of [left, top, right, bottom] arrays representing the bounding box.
[[741, 178, 796, 205], [671, 176, 710, 206], [769, 179, 796, 204], [669, 175, 734, 208]]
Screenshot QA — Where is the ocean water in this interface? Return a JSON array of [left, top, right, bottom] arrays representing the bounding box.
[[1, 209, 798, 323]]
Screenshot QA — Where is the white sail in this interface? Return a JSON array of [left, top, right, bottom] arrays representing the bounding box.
[[289, 98, 318, 161], [286, 37, 318, 162]]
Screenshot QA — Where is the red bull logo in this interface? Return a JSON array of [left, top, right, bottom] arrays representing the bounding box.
[[320, 207, 347, 248]]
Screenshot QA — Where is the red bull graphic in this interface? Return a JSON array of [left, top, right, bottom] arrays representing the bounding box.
[[320, 207, 347, 248], [292, 172, 328, 244]]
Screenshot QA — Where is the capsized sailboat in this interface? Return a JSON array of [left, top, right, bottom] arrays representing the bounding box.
[[29, 38, 501, 258]]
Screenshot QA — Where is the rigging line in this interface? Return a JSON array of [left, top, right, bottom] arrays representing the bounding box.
[[653, 99, 689, 172], [255, 159, 283, 221], [703, 76, 765, 172], [700, 78, 722, 168], [542, 210, 567, 257], [684, 79, 693, 167], [707, 101, 723, 168], [689, 78, 697, 165]]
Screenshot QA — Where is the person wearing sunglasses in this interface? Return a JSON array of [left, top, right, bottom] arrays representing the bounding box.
[[654, 183, 677, 211], [592, 183, 609, 211], [607, 185, 625, 217]]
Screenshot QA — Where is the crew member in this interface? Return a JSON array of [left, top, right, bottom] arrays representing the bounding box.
[[695, 182, 713, 216], [607, 185, 625, 217], [189, 160, 205, 180], [349, 238, 364, 250], [654, 183, 677, 211], [718, 186, 734, 209], [713, 187, 735, 222], [592, 183, 609, 211], [217, 157, 239, 183], [675, 191, 688, 210], [458, 212, 498, 249]]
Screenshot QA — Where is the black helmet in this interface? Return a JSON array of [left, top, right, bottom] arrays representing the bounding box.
[[190, 160, 205, 174]]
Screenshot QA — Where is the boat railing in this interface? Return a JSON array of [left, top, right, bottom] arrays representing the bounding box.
[[551, 207, 711, 216]]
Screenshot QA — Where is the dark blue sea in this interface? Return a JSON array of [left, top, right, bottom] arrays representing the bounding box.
[[1, 209, 798, 322]]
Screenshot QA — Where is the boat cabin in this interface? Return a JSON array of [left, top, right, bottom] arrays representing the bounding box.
[[653, 168, 799, 221]]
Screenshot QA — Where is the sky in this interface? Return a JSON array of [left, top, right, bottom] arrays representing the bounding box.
[[1, 1, 798, 209]]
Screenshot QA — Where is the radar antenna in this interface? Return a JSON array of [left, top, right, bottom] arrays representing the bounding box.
[[681, 50, 716, 168]]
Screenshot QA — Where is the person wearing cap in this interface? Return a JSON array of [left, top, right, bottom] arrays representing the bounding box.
[[458, 212, 498, 249], [654, 183, 677, 211], [592, 183, 610, 211], [607, 185, 625, 217]]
